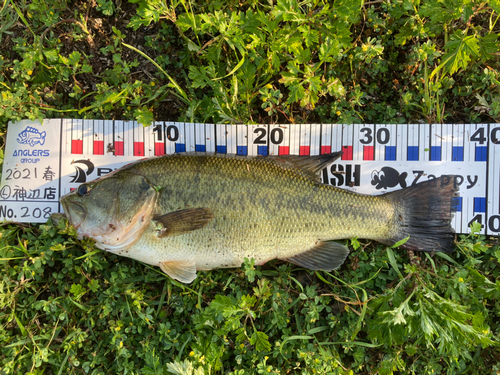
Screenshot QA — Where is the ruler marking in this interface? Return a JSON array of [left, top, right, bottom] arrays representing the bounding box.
[[320, 124, 331, 155], [2, 121, 499, 234], [485, 124, 490, 234], [310, 124, 320, 156], [341, 125, 353, 160]]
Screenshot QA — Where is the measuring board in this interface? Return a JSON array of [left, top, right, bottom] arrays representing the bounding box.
[[1, 119, 499, 235]]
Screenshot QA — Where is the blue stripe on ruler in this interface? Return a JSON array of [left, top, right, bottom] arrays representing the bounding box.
[[452, 146, 464, 161], [237, 145, 248, 155], [258, 145, 268, 156], [474, 197, 486, 213], [407, 146, 418, 161], [195, 144, 206, 152], [216, 145, 227, 154], [175, 143, 186, 153], [452, 197, 462, 212], [475, 146, 487, 161], [385, 146, 396, 161], [430, 146, 441, 161]]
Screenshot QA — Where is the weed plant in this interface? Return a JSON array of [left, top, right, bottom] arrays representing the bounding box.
[[1, 0, 500, 374], [0, 0, 499, 125]]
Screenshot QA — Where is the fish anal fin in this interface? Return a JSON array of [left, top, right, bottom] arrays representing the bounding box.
[[282, 240, 350, 271], [153, 208, 214, 238], [159, 259, 197, 283]]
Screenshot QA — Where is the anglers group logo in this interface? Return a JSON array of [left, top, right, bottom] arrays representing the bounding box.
[[70, 159, 95, 183], [371, 167, 408, 190], [17, 127, 47, 147]]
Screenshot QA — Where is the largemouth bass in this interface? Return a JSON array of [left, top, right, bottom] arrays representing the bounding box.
[[58, 153, 458, 283]]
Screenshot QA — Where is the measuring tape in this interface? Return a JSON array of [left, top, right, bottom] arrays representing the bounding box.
[[1, 120, 499, 235]]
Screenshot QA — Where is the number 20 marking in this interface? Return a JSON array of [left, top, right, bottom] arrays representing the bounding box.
[[253, 128, 284, 145]]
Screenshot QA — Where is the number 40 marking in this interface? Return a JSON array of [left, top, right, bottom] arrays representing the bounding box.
[[468, 214, 500, 233], [470, 127, 500, 144]]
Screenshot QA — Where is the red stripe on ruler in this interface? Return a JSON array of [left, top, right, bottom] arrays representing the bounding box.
[[299, 146, 310, 155], [71, 140, 83, 154], [363, 145, 374, 160], [341, 145, 353, 160], [93, 140, 104, 155], [321, 145, 331, 155], [278, 146, 289, 155], [134, 142, 144, 156], [155, 143, 165, 156], [114, 141, 124, 156]]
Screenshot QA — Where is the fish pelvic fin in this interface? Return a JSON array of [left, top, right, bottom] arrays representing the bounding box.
[[282, 240, 350, 271], [159, 259, 197, 283], [385, 175, 459, 253], [153, 208, 214, 238]]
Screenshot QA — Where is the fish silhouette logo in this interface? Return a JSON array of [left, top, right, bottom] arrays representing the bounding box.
[[17, 127, 47, 147], [70, 159, 95, 183], [371, 167, 407, 190]]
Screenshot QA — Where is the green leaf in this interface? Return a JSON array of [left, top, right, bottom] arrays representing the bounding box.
[[166, 359, 195, 375], [134, 106, 154, 126], [14, 314, 27, 336], [386, 247, 404, 280], [430, 30, 480, 78], [209, 295, 234, 311], [43, 48, 59, 63], [67, 51, 81, 66], [319, 37, 341, 62], [122, 42, 188, 102], [212, 54, 245, 81], [326, 77, 345, 98], [96, 0, 115, 16], [391, 236, 410, 248], [250, 330, 271, 351], [478, 33, 499, 58]]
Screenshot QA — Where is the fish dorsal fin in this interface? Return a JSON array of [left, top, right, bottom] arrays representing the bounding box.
[[282, 240, 350, 271], [269, 152, 342, 182], [159, 259, 197, 283], [153, 208, 214, 238], [168, 152, 342, 182]]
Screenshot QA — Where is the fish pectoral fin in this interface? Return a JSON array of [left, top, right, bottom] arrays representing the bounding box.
[[159, 259, 197, 283], [282, 241, 350, 271], [153, 208, 215, 238]]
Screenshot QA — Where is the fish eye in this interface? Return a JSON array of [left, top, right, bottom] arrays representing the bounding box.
[[77, 184, 89, 196]]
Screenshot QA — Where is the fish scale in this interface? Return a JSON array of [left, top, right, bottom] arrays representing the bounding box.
[[58, 152, 458, 283]]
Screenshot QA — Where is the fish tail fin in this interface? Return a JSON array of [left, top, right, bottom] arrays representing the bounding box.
[[39, 131, 46, 145], [399, 172, 408, 188], [385, 176, 459, 253]]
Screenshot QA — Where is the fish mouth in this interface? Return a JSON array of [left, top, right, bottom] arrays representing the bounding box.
[[61, 199, 86, 228]]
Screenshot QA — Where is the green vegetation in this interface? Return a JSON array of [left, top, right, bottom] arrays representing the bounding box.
[[1, 0, 500, 125], [1, 0, 500, 373]]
